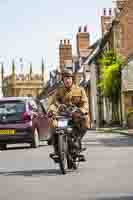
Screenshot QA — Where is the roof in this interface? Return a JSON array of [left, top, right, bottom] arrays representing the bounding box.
[[80, 79, 90, 87], [83, 32, 111, 65], [125, 51, 133, 64]]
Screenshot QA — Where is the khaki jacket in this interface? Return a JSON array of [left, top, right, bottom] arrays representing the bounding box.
[[48, 84, 89, 114]]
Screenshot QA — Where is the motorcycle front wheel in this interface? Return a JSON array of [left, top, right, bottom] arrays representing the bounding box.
[[72, 137, 81, 170], [58, 134, 67, 174]]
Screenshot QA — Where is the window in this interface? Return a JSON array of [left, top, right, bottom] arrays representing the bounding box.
[[29, 100, 38, 112], [0, 101, 25, 122], [0, 101, 25, 114], [37, 103, 43, 113]]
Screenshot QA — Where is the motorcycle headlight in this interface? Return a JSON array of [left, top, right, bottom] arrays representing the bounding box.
[[57, 119, 68, 128], [67, 127, 73, 133]]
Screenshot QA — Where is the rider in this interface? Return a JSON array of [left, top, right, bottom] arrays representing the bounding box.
[[48, 69, 90, 161]]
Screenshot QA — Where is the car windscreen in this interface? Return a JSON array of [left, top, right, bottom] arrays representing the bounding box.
[[0, 101, 26, 123]]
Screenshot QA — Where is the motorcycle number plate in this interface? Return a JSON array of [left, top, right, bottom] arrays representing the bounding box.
[[58, 120, 68, 128]]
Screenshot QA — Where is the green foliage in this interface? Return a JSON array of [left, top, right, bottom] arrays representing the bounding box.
[[99, 51, 124, 103], [99, 51, 124, 122]]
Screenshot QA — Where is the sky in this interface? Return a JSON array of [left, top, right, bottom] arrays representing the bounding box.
[[0, 0, 114, 75]]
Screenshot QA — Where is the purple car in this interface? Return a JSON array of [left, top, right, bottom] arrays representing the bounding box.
[[0, 97, 49, 149]]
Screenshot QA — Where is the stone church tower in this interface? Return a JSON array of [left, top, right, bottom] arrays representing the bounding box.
[[2, 59, 46, 97]]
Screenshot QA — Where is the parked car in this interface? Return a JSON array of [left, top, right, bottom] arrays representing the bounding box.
[[0, 97, 49, 149]]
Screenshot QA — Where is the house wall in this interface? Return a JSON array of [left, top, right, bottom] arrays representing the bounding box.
[[98, 0, 133, 126], [124, 93, 133, 112], [122, 92, 133, 127], [122, 58, 133, 125], [118, 0, 133, 57], [90, 62, 98, 128]]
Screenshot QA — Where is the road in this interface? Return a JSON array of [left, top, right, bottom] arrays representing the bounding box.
[[0, 131, 133, 200]]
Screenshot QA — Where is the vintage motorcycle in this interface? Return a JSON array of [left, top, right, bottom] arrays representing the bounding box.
[[49, 104, 85, 174]]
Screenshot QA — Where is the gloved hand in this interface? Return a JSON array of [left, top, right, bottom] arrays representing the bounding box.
[[72, 111, 81, 119], [47, 111, 55, 118], [58, 104, 67, 112]]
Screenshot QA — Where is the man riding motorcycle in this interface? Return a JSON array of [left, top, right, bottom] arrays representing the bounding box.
[[48, 69, 90, 162]]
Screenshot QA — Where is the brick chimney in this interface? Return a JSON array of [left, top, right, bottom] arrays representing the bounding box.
[[76, 25, 90, 57], [59, 39, 72, 72], [101, 8, 113, 36]]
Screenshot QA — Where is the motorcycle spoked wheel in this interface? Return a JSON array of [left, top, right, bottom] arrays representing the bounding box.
[[67, 142, 80, 170], [58, 134, 68, 174], [72, 138, 81, 170]]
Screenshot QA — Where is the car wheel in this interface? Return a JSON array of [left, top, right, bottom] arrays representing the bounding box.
[[47, 137, 52, 145], [0, 144, 7, 150], [45, 130, 52, 145], [31, 129, 40, 148]]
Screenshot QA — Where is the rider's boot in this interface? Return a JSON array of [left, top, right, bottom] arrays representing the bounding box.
[[73, 139, 86, 162], [49, 146, 59, 162], [78, 138, 86, 162], [78, 154, 86, 162]]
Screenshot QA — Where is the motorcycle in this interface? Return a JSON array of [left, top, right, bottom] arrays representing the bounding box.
[[49, 104, 85, 174]]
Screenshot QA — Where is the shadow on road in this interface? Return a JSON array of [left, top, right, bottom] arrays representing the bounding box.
[[83, 134, 133, 148], [5, 146, 31, 151], [2, 143, 48, 151], [97, 196, 133, 200], [0, 169, 64, 176], [98, 136, 133, 147]]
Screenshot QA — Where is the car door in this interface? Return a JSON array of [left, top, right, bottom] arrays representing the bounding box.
[[36, 101, 49, 140]]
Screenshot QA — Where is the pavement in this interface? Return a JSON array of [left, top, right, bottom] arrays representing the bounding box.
[[96, 127, 133, 136], [0, 131, 133, 199]]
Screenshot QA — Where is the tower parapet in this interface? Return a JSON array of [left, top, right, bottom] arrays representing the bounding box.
[[41, 58, 45, 82], [12, 59, 16, 82]]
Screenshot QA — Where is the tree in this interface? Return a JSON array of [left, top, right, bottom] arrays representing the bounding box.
[[99, 51, 124, 123]]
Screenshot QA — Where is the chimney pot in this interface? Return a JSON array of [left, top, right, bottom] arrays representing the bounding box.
[[84, 25, 87, 32], [64, 39, 66, 45], [60, 40, 62, 45], [78, 26, 81, 32], [109, 8, 112, 16], [68, 40, 70, 45], [103, 8, 106, 16]]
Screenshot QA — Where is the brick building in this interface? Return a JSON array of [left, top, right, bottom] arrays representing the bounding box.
[[100, 0, 133, 59], [81, 0, 133, 127], [99, 0, 133, 127], [48, 0, 133, 128]]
